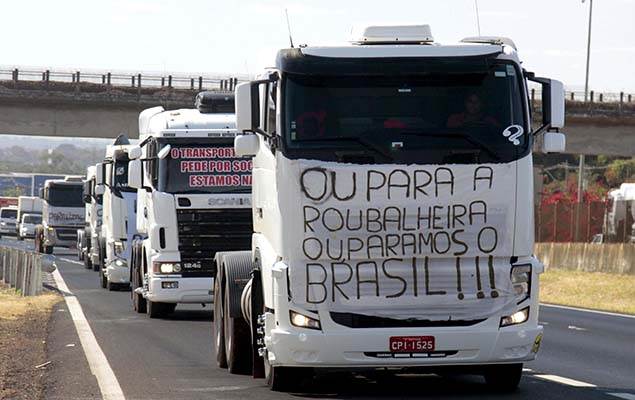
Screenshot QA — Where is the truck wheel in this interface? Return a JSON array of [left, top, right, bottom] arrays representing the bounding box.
[[147, 300, 168, 319], [44, 246, 53, 254], [224, 281, 251, 374], [483, 363, 523, 392], [213, 276, 227, 368], [84, 253, 92, 269], [93, 258, 100, 272], [100, 268, 107, 289], [17, 235, 23, 241], [107, 280, 116, 291]]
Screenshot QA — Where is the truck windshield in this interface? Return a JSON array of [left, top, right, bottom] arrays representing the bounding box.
[[48, 184, 84, 207], [158, 141, 252, 194], [282, 61, 528, 164], [23, 214, 42, 224], [0, 209, 17, 219]]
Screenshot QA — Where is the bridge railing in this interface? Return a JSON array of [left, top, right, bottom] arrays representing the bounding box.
[[0, 245, 55, 296], [0, 66, 249, 92]]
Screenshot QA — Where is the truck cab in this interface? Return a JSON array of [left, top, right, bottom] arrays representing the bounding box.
[[215, 25, 567, 391], [16, 196, 43, 240], [0, 206, 18, 238], [95, 136, 138, 290], [127, 92, 253, 318], [35, 178, 85, 254], [77, 165, 104, 270]]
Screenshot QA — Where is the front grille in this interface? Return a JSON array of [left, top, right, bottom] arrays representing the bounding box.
[[364, 351, 458, 359], [56, 228, 78, 241], [331, 312, 486, 329], [177, 208, 252, 277]]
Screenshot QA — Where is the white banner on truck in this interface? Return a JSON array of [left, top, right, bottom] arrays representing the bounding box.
[[279, 158, 518, 321]]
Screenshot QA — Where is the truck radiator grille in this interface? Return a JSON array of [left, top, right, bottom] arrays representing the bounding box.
[[176, 208, 252, 277], [56, 228, 78, 241], [330, 312, 486, 329]]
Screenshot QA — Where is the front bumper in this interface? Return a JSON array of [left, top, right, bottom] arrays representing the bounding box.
[[105, 259, 130, 285], [265, 317, 543, 368], [146, 276, 213, 304], [0, 225, 16, 235]]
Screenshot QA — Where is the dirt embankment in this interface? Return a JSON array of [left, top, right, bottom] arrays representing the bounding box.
[[0, 286, 60, 400]]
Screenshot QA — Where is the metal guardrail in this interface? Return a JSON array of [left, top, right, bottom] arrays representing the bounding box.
[[0, 66, 248, 92], [0, 246, 55, 296]]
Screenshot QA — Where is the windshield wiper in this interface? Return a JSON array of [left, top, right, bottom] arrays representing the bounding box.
[[398, 129, 502, 162], [294, 135, 394, 162]]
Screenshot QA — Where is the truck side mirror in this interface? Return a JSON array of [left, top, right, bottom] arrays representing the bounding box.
[[129, 146, 142, 160], [38, 188, 44, 199], [527, 76, 565, 133], [128, 159, 142, 189], [236, 82, 258, 133], [234, 134, 260, 157], [96, 164, 105, 185], [542, 131, 566, 153]]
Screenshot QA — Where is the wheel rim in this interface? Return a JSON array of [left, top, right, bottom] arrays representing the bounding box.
[[224, 289, 232, 357]]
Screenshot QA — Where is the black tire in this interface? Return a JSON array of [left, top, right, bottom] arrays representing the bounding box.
[[483, 363, 523, 393], [44, 246, 53, 254], [92, 258, 100, 272], [131, 248, 147, 313], [147, 300, 169, 319], [224, 280, 251, 374], [84, 253, 92, 269], [213, 276, 227, 368], [17, 235, 23, 241], [100, 268, 107, 289], [107, 280, 116, 291]]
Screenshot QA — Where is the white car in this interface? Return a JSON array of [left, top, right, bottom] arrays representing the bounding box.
[[18, 213, 42, 240], [0, 207, 18, 238]]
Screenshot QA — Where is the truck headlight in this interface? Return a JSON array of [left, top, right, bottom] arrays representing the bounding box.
[[500, 307, 530, 327], [0, 222, 5, 226], [289, 310, 321, 330], [153, 262, 182, 274], [511, 264, 531, 303]]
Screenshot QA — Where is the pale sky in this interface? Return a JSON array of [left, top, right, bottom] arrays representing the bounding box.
[[2, 0, 635, 92]]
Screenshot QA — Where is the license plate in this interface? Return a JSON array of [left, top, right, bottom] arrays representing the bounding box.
[[389, 336, 435, 353]]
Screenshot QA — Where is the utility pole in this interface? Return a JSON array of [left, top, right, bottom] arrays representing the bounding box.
[[574, 155, 586, 241], [582, 0, 593, 102]]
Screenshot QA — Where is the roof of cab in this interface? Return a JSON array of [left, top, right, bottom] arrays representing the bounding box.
[[139, 107, 237, 139]]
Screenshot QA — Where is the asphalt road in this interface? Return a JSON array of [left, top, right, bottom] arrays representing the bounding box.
[[2, 237, 634, 400]]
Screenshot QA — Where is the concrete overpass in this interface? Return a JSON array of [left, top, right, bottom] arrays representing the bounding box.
[[0, 73, 634, 156]]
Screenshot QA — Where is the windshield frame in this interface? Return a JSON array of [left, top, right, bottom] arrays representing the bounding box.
[[1, 209, 17, 219], [22, 214, 42, 224], [155, 137, 252, 195], [278, 57, 530, 165]]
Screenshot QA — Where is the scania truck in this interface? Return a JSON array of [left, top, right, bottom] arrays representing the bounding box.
[[35, 178, 85, 254], [127, 92, 252, 318], [212, 25, 567, 391], [95, 136, 138, 290], [77, 165, 104, 271]]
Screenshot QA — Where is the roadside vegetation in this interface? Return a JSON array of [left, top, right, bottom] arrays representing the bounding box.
[[541, 269, 635, 315], [0, 285, 60, 399]]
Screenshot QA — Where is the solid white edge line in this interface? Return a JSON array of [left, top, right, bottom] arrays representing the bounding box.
[[608, 393, 635, 400], [534, 374, 596, 388], [59, 257, 84, 266], [541, 303, 635, 319], [52, 268, 126, 400]]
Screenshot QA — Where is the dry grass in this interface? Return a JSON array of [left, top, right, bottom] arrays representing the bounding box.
[[540, 269, 635, 315], [0, 286, 60, 320]]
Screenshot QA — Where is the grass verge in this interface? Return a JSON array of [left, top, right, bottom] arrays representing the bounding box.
[[540, 269, 635, 315], [0, 284, 61, 400]]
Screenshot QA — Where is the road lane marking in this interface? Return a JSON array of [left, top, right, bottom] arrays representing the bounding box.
[[541, 303, 635, 319], [567, 325, 588, 332], [52, 268, 126, 400], [608, 393, 635, 400], [534, 374, 596, 388], [58, 257, 84, 266]]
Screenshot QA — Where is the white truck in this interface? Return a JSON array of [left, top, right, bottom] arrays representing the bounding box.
[[212, 25, 567, 391], [127, 92, 252, 318], [95, 135, 138, 290], [600, 183, 635, 243], [16, 196, 43, 240], [0, 206, 18, 238], [35, 178, 85, 254], [77, 165, 104, 271]]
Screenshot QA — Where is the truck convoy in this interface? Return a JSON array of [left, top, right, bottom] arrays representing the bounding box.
[[211, 25, 566, 391], [77, 165, 104, 270], [127, 92, 252, 317], [16, 196, 43, 240], [97, 136, 138, 290], [35, 177, 85, 254]]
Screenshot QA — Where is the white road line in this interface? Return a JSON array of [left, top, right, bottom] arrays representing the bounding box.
[[52, 268, 126, 400], [58, 257, 84, 266], [608, 393, 635, 400], [541, 303, 635, 319], [534, 374, 597, 388]]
